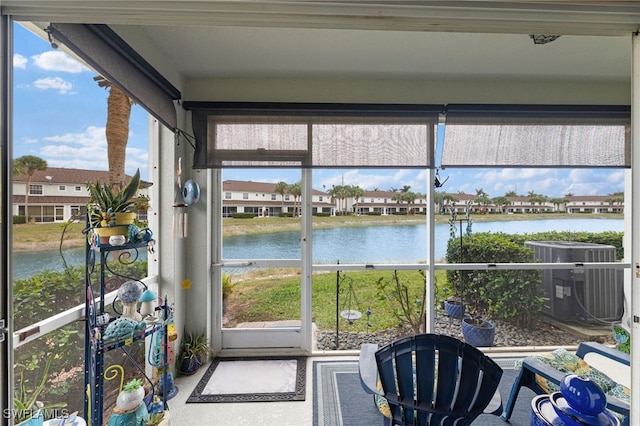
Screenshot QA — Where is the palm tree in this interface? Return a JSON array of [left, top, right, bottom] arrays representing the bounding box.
[[289, 182, 302, 217], [404, 191, 417, 214], [443, 194, 460, 212], [606, 192, 624, 212], [94, 76, 133, 189], [550, 197, 568, 212], [329, 185, 349, 215], [491, 196, 511, 213], [434, 191, 445, 214], [391, 189, 405, 212], [528, 192, 548, 213], [274, 181, 289, 216], [349, 185, 364, 214], [13, 155, 47, 223]]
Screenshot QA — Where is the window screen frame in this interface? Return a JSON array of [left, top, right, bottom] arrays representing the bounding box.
[[186, 102, 443, 169], [440, 104, 631, 169]]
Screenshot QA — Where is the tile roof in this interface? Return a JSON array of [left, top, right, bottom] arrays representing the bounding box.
[[14, 167, 150, 187], [222, 180, 327, 195]]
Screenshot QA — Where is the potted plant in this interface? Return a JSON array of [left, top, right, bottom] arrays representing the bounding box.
[[14, 358, 66, 426], [176, 330, 211, 375], [460, 274, 495, 347], [86, 169, 141, 242], [444, 206, 472, 321], [144, 411, 168, 426], [116, 378, 146, 412]]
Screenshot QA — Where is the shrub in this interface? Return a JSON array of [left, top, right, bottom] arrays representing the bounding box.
[[446, 232, 544, 328], [316, 212, 331, 217], [13, 215, 26, 224], [232, 212, 255, 219], [366, 211, 382, 216]]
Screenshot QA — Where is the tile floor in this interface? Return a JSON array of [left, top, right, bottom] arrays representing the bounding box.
[[168, 355, 355, 426], [165, 352, 530, 426]]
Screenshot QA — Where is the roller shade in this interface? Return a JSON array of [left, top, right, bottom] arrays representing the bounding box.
[[441, 105, 630, 168], [187, 103, 441, 169], [47, 23, 181, 130]]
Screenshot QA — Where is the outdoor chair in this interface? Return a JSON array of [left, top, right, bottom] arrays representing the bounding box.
[[501, 342, 630, 425], [359, 333, 504, 426]]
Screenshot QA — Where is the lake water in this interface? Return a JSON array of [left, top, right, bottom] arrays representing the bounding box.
[[13, 218, 622, 280]]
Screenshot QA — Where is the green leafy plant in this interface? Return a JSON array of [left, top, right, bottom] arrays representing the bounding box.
[[446, 232, 544, 327], [176, 331, 211, 372], [86, 168, 141, 228], [375, 270, 426, 334], [613, 324, 630, 353], [222, 273, 233, 301], [144, 412, 166, 426], [14, 357, 66, 424], [123, 378, 143, 392]]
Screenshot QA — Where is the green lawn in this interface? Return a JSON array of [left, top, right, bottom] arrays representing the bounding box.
[[225, 269, 450, 332]]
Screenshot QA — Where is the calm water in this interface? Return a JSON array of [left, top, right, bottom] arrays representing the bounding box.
[[13, 218, 622, 280]]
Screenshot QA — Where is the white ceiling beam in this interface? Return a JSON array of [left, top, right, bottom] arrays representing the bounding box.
[[3, 1, 640, 36]]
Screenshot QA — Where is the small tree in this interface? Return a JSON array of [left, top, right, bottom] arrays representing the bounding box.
[[13, 155, 47, 223], [375, 270, 426, 334]]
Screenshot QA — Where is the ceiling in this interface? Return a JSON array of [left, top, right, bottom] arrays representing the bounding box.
[[6, 1, 640, 110], [131, 25, 630, 81]]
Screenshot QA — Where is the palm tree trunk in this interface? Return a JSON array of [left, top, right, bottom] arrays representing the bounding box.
[[105, 85, 132, 189]]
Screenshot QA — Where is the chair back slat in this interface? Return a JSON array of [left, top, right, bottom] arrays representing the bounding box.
[[374, 334, 503, 426]]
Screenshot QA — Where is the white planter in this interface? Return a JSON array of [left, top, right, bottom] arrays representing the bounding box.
[[116, 386, 145, 412]]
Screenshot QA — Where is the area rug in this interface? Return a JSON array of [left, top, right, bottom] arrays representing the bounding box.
[[313, 359, 536, 426], [187, 356, 306, 403]]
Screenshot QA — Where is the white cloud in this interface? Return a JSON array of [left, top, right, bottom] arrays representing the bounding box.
[[33, 77, 73, 94], [565, 169, 624, 196], [46, 157, 108, 171], [21, 137, 39, 145], [42, 126, 106, 147], [444, 167, 624, 198], [13, 54, 27, 69], [317, 169, 427, 193], [39, 126, 107, 164], [37, 126, 147, 177], [32, 51, 87, 73]]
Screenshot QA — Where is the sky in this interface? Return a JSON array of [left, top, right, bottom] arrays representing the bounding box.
[[12, 22, 626, 199]]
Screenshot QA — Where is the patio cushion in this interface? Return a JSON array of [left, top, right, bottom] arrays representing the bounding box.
[[607, 383, 631, 406], [515, 348, 618, 394]]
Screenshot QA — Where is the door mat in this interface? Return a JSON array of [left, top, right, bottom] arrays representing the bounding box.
[[186, 356, 306, 403]]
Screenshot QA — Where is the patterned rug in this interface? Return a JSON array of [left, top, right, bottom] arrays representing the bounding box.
[[313, 358, 535, 426], [187, 356, 306, 403], [313, 361, 381, 426]]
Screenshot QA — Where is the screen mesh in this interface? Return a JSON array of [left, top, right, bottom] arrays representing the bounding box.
[[312, 123, 429, 167], [201, 115, 436, 168], [441, 105, 630, 168], [212, 119, 309, 167]]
